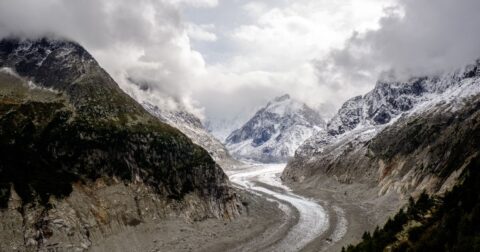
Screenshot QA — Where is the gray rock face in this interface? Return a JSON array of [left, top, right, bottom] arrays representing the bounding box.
[[327, 77, 440, 136], [0, 38, 144, 119], [143, 102, 240, 170], [0, 179, 241, 251], [0, 38, 241, 251], [284, 59, 480, 198], [326, 95, 364, 135], [225, 94, 325, 163]]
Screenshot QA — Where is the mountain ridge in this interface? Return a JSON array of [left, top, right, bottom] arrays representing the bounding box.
[[281, 59, 480, 251], [283, 58, 480, 197], [143, 102, 241, 170], [0, 37, 240, 251]]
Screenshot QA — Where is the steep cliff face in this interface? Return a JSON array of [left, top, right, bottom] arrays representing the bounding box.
[[283, 60, 480, 198], [0, 38, 240, 251], [325, 70, 467, 137]]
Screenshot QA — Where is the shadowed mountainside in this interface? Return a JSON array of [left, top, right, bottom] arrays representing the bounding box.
[[0, 38, 240, 251]]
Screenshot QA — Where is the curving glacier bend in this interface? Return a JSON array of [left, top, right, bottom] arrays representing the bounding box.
[[228, 163, 344, 251]]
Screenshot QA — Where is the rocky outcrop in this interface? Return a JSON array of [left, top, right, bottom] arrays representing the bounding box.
[[226, 94, 325, 163], [0, 38, 241, 251], [283, 60, 480, 199], [0, 178, 239, 251]]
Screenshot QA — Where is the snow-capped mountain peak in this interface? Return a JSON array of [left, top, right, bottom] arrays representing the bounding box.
[[264, 94, 304, 116], [295, 59, 480, 159], [225, 94, 325, 163]]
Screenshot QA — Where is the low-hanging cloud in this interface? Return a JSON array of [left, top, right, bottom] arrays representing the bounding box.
[[0, 0, 213, 118], [0, 0, 183, 48], [319, 0, 480, 86]]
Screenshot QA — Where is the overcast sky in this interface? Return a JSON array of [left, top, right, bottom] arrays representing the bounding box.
[[1, 0, 479, 132]]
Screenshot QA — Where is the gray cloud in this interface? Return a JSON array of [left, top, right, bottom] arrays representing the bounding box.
[[0, 0, 392, 124], [1, 0, 475, 130], [321, 0, 480, 83], [0, 0, 210, 116], [0, 0, 183, 48]]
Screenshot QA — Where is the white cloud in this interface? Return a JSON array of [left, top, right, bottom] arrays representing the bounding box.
[[242, 2, 269, 17], [6, 0, 471, 130], [312, 0, 480, 114], [189, 0, 395, 121], [170, 0, 218, 8], [230, 0, 394, 70], [0, 0, 214, 119], [186, 23, 217, 42]]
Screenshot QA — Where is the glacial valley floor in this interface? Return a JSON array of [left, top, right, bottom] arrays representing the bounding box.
[[92, 164, 401, 252]]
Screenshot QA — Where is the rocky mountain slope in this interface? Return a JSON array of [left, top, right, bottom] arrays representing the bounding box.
[[345, 155, 480, 252], [225, 94, 325, 163], [283, 59, 480, 198], [0, 38, 240, 251], [143, 102, 240, 170]]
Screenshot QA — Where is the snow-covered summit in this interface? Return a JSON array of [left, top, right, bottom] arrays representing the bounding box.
[[225, 94, 325, 163], [296, 59, 480, 159]]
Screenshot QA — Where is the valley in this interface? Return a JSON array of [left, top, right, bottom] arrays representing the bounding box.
[[0, 28, 479, 251], [224, 163, 398, 252], [228, 163, 331, 251]]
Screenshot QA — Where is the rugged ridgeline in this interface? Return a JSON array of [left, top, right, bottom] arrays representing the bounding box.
[[225, 94, 325, 163], [283, 60, 480, 198], [0, 38, 240, 251], [143, 102, 241, 169]]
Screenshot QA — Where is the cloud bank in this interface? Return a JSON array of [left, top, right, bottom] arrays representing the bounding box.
[[0, 0, 213, 117], [0, 0, 478, 133], [319, 0, 480, 90]]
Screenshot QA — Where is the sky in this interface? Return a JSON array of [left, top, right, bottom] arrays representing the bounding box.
[[0, 0, 479, 137]]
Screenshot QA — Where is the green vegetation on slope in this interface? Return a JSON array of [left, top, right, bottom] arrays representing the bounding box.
[[0, 38, 234, 211], [0, 73, 226, 207]]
